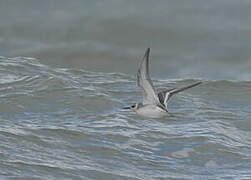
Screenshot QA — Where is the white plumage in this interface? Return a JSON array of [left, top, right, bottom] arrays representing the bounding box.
[[124, 48, 202, 118]]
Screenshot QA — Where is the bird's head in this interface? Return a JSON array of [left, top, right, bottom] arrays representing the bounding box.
[[123, 103, 141, 111]]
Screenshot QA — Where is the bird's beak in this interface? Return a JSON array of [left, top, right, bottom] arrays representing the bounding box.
[[122, 106, 131, 109]]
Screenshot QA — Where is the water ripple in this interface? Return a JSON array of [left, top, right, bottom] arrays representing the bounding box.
[[0, 57, 251, 179]]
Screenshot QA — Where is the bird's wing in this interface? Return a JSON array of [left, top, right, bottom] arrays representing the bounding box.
[[137, 48, 160, 105], [158, 81, 202, 109]]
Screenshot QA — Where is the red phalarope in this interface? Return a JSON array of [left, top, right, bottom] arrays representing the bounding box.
[[124, 48, 202, 118]]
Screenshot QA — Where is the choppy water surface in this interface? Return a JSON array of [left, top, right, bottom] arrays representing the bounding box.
[[1, 0, 251, 179], [0, 57, 250, 179]]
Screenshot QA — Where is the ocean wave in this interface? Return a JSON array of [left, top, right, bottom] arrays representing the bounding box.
[[0, 56, 251, 179]]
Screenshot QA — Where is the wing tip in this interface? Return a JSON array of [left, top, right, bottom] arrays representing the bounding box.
[[170, 81, 203, 95], [146, 47, 150, 53], [144, 48, 150, 58], [192, 81, 203, 86]]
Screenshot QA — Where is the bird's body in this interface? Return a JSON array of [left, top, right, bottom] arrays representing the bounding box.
[[135, 104, 167, 118], [124, 48, 202, 118]]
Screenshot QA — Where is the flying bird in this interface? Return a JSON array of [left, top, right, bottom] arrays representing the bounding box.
[[123, 48, 202, 118]]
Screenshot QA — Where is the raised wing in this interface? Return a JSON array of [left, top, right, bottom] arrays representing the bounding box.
[[158, 81, 202, 109], [137, 48, 160, 105]]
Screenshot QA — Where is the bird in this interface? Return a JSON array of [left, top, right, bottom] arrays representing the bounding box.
[[123, 48, 202, 118]]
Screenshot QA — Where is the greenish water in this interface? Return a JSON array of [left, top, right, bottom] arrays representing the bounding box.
[[0, 0, 251, 179], [0, 57, 250, 179]]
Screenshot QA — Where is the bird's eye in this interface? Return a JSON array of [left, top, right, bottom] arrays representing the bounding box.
[[131, 105, 135, 108]]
